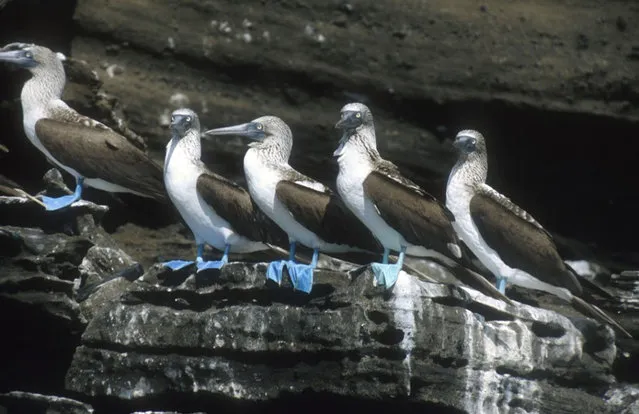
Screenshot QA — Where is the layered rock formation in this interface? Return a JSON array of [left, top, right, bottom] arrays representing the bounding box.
[[1, 190, 638, 413], [1, 1, 639, 413]]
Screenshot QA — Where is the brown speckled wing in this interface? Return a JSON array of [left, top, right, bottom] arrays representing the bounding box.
[[196, 171, 288, 247], [35, 118, 166, 202], [470, 187, 582, 295], [275, 180, 382, 252], [363, 169, 459, 255]]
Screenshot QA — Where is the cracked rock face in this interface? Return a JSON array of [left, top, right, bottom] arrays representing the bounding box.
[[0, 193, 638, 414], [65, 265, 618, 413], [0, 197, 137, 394], [1, 1, 639, 413], [0, 391, 94, 414]]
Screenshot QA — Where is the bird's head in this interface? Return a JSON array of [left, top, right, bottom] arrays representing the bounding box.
[[453, 129, 487, 158], [0, 43, 65, 75], [170, 108, 200, 137], [204, 115, 293, 156], [333, 102, 375, 157], [335, 102, 373, 131]]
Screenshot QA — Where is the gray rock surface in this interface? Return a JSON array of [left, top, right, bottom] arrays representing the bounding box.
[[0, 192, 637, 413], [0, 195, 136, 394], [0, 1, 638, 413], [0, 391, 94, 414], [65, 264, 619, 413]]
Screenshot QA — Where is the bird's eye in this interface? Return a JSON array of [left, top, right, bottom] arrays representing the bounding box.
[[256, 123, 263, 130], [24, 51, 32, 58], [186, 116, 191, 122], [471, 139, 477, 146], [355, 112, 361, 118]]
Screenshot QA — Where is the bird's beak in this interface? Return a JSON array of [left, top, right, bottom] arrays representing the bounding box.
[[335, 111, 362, 130], [0, 49, 35, 68], [169, 117, 183, 135], [453, 136, 468, 149], [203, 122, 264, 141], [453, 134, 476, 153]]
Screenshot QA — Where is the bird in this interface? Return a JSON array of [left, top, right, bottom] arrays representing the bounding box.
[[446, 129, 631, 337], [162, 108, 289, 272], [204, 116, 381, 293], [333, 102, 463, 290], [0, 42, 166, 211]]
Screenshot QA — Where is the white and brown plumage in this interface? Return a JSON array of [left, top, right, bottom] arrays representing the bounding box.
[[446, 129, 631, 337], [161, 108, 288, 272], [205, 116, 381, 293], [334, 102, 462, 289], [0, 42, 166, 210]]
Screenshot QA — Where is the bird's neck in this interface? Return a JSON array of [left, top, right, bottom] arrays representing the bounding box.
[[166, 131, 201, 166], [21, 67, 66, 114], [355, 124, 378, 152], [447, 153, 487, 192], [338, 125, 380, 165], [251, 140, 291, 165]]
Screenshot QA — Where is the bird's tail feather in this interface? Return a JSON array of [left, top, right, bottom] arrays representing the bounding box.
[[571, 296, 632, 339], [564, 262, 614, 300]]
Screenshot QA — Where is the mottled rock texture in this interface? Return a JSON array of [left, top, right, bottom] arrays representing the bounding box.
[[66, 264, 620, 414], [1, 192, 637, 413], [0, 391, 94, 414]]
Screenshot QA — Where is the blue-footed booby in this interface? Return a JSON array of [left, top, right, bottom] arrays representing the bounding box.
[[446, 129, 631, 337], [333, 103, 463, 290], [163, 108, 288, 271], [205, 116, 381, 293], [0, 42, 166, 210]]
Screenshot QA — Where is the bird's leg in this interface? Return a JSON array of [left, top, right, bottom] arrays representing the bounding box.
[[495, 277, 507, 294], [287, 248, 319, 294], [41, 176, 84, 211], [162, 242, 200, 270], [371, 246, 407, 289], [197, 243, 230, 272], [382, 248, 390, 264], [266, 241, 296, 285]]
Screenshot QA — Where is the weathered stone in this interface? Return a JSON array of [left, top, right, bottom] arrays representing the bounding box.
[[66, 265, 619, 413], [605, 384, 639, 414], [0, 1, 638, 413], [0, 391, 94, 414], [0, 197, 141, 395]]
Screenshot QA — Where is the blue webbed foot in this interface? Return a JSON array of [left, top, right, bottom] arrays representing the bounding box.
[[495, 277, 507, 294], [371, 262, 401, 289], [41, 193, 81, 211], [196, 260, 226, 272], [194, 243, 229, 273], [266, 260, 290, 285], [42, 177, 84, 211], [162, 260, 194, 271], [287, 264, 314, 294]]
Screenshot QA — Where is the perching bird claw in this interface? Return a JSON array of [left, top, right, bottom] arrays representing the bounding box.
[[196, 259, 227, 272], [371, 262, 401, 289], [287, 263, 314, 293], [41, 178, 83, 211], [162, 260, 194, 271], [266, 260, 289, 285], [41, 193, 80, 211]]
